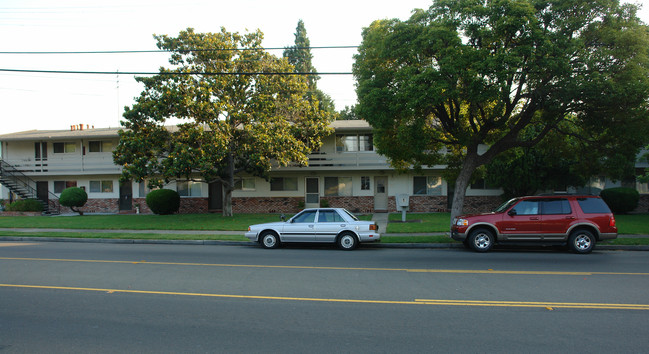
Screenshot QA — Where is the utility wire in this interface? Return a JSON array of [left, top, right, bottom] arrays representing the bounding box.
[[0, 46, 359, 55], [0, 69, 352, 75]]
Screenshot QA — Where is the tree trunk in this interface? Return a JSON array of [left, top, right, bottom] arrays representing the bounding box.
[[222, 187, 233, 217], [450, 154, 480, 226], [222, 152, 235, 217]]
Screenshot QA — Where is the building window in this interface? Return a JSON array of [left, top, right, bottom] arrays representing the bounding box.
[[54, 181, 77, 193], [413, 176, 442, 195], [336, 134, 373, 152], [177, 181, 202, 197], [470, 178, 496, 190], [324, 177, 353, 196], [34, 142, 48, 160], [270, 177, 298, 191], [88, 141, 113, 153], [90, 180, 114, 193], [235, 178, 256, 191], [53, 142, 76, 154], [361, 176, 370, 190]]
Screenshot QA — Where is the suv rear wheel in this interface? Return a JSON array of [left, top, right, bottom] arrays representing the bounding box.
[[569, 229, 596, 254], [468, 228, 494, 252]]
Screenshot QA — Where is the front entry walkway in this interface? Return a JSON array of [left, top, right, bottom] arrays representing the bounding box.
[[371, 212, 389, 234]]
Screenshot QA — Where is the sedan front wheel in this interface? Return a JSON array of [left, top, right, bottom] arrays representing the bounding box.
[[260, 231, 280, 249]]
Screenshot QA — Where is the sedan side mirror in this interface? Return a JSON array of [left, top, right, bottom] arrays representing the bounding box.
[[508, 209, 517, 217], [280, 214, 286, 222]]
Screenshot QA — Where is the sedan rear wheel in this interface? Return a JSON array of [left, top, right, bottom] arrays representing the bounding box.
[[469, 228, 494, 252], [337, 232, 358, 250], [260, 231, 280, 249]]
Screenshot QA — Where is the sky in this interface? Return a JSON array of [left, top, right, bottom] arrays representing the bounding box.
[[1, 0, 647, 135]]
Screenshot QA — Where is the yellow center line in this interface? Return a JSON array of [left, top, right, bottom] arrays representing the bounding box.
[[1, 283, 647, 310], [1, 256, 649, 276], [0, 243, 38, 247]]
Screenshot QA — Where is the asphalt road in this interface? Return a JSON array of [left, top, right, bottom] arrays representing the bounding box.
[[1, 241, 648, 353]]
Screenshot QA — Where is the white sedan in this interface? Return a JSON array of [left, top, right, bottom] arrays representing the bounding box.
[[245, 208, 381, 250]]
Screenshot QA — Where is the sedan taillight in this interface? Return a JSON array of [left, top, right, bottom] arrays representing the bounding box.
[[369, 224, 378, 231]]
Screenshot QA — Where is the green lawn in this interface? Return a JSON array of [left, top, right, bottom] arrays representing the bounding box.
[[613, 214, 649, 235], [387, 213, 451, 233], [0, 213, 282, 231]]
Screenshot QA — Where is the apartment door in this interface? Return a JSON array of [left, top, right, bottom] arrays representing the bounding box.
[[305, 177, 320, 208], [374, 176, 388, 211], [119, 181, 133, 211], [36, 181, 49, 206], [208, 182, 223, 211]]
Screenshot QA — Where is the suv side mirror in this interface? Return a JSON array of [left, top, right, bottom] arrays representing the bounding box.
[[508, 209, 517, 217]]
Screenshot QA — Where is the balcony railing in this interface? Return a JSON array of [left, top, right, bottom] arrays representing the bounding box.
[[2, 154, 122, 175]]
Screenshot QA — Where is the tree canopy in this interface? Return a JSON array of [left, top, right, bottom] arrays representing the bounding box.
[[114, 28, 333, 216], [283, 20, 336, 113], [354, 0, 649, 221]]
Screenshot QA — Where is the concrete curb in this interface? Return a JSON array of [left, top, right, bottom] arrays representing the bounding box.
[[1, 235, 647, 251]]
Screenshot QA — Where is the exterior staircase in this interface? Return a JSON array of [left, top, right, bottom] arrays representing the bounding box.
[[0, 160, 59, 215]]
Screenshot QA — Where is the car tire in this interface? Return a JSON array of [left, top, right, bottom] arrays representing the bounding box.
[[468, 228, 494, 252], [568, 229, 595, 254], [260, 231, 280, 249], [337, 232, 358, 250]]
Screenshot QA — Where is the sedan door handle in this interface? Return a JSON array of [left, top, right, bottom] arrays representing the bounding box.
[[529, 217, 539, 220], [308, 225, 314, 228]]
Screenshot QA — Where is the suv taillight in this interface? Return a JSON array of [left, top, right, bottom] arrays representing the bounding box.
[[610, 216, 616, 228]]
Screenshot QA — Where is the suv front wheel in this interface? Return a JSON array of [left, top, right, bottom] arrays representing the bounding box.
[[468, 228, 495, 252], [569, 229, 596, 254]]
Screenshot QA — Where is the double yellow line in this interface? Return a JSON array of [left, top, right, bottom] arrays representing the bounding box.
[[1, 283, 648, 310]]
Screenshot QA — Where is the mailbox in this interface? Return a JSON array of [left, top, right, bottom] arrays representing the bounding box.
[[397, 194, 410, 208], [397, 194, 410, 222]]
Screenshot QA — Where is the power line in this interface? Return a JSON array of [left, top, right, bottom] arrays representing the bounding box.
[[0, 46, 359, 55], [0, 68, 352, 75]]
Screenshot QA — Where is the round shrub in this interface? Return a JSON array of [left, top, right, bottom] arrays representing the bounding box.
[[600, 187, 639, 214], [145, 189, 180, 215], [59, 187, 88, 215], [6, 199, 43, 212]]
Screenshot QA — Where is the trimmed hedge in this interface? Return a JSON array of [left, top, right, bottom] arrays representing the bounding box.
[[5, 199, 43, 212], [59, 187, 88, 215], [600, 187, 639, 214], [146, 189, 180, 215], [60, 187, 88, 208]]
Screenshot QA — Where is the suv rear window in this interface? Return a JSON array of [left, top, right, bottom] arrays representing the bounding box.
[[577, 198, 612, 214]]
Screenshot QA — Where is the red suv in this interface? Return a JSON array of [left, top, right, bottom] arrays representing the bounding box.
[[451, 195, 617, 253]]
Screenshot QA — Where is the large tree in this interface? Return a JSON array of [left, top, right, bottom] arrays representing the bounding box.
[[283, 20, 336, 113], [484, 120, 639, 199], [354, 0, 649, 222], [114, 28, 333, 216]]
